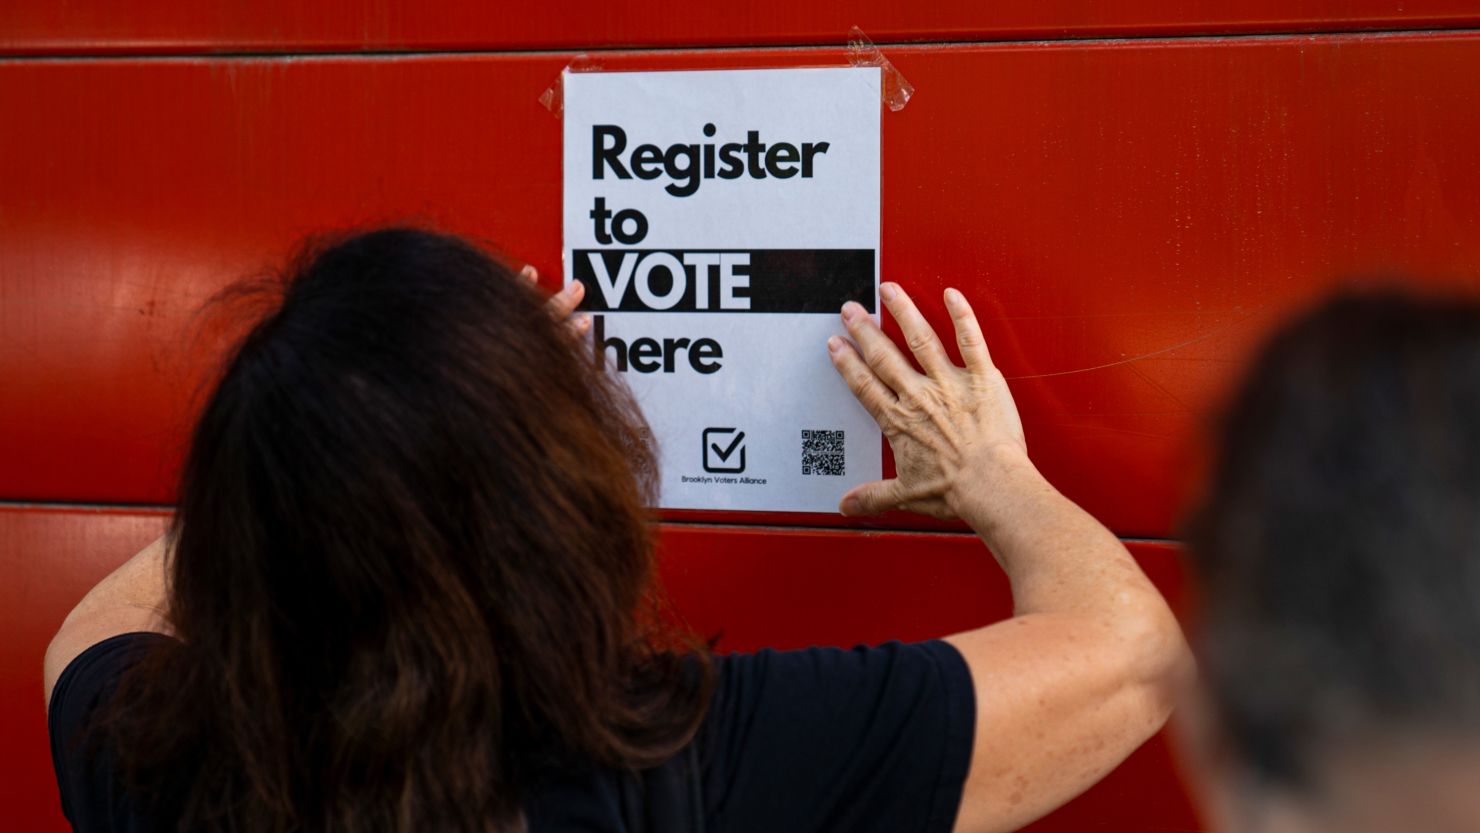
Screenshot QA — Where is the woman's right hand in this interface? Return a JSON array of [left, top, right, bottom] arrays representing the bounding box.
[[827, 283, 1029, 521]]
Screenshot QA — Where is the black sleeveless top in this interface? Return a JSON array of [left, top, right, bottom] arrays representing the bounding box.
[[51, 633, 974, 833]]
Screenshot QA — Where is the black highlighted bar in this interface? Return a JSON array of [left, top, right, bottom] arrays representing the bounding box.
[[572, 248, 875, 313]]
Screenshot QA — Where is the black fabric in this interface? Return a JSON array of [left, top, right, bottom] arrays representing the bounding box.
[[51, 634, 975, 833], [619, 743, 706, 833], [48, 632, 172, 833]]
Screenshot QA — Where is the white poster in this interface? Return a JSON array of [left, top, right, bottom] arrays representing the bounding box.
[[563, 67, 882, 512]]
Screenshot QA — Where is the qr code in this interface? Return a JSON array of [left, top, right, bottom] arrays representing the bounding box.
[[801, 429, 845, 476]]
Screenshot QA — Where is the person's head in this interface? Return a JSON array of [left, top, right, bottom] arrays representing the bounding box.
[[1185, 287, 1480, 833], [110, 228, 709, 831]]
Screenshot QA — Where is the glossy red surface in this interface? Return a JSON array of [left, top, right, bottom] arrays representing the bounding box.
[[0, 507, 1196, 832], [2, 1, 1479, 54], [6, 34, 1480, 535], [5, 11, 1478, 833]]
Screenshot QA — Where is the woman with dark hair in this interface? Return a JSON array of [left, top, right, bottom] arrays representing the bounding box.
[[45, 228, 1187, 833], [1180, 290, 1480, 833]]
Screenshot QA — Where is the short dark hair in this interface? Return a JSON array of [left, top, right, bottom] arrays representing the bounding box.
[[1186, 287, 1480, 789], [106, 228, 711, 831]]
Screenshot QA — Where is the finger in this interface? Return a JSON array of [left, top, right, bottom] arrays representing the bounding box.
[[839, 478, 905, 516], [828, 335, 896, 422], [841, 301, 923, 395], [547, 280, 585, 320], [881, 282, 952, 376], [520, 264, 539, 284], [565, 314, 592, 339], [944, 288, 993, 372]]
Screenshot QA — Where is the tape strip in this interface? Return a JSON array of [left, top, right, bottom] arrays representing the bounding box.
[[539, 29, 914, 116], [538, 54, 603, 117], [847, 26, 915, 112]]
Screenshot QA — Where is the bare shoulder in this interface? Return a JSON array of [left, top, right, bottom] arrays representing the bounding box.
[[43, 535, 172, 708], [43, 605, 167, 705]]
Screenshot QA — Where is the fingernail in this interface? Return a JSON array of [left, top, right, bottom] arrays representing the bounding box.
[[841, 301, 863, 322], [944, 287, 963, 305], [840, 496, 861, 516], [520, 265, 539, 283], [880, 283, 898, 302], [576, 315, 591, 334], [566, 281, 584, 296], [827, 335, 843, 354]]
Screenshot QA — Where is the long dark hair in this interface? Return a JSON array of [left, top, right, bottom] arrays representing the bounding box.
[[108, 228, 711, 831]]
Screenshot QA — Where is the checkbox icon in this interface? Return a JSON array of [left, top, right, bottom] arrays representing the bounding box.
[[703, 427, 747, 473]]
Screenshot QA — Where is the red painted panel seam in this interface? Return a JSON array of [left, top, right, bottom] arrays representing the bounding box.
[[4, 26, 1480, 61]]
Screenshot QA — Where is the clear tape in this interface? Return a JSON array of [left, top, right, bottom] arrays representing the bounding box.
[[539, 29, 914, 115], [847, 26, 915, 112], [538, 54, 602, 116]]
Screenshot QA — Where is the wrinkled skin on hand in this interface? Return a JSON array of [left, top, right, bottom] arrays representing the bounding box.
[[827, 284, 1026, 520]]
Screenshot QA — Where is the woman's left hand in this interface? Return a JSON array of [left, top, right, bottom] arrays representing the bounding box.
[[522, 264, 591, 338]]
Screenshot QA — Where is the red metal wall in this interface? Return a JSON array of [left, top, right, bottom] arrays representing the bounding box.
[[4, 1, 1480, 53], [5, 4, 1480, 831]]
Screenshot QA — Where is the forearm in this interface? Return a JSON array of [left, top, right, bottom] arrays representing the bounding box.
[[955, 445, 1188, 727], [944, 450, 1188, 833], [952, 447, 1161, 621]]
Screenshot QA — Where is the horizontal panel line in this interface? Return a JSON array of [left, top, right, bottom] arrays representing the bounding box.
[[660, 518, 1179, 544], [1, 26, 1479, 63], [0, 498, 1179, 544], [0, 499, 174, 512]]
